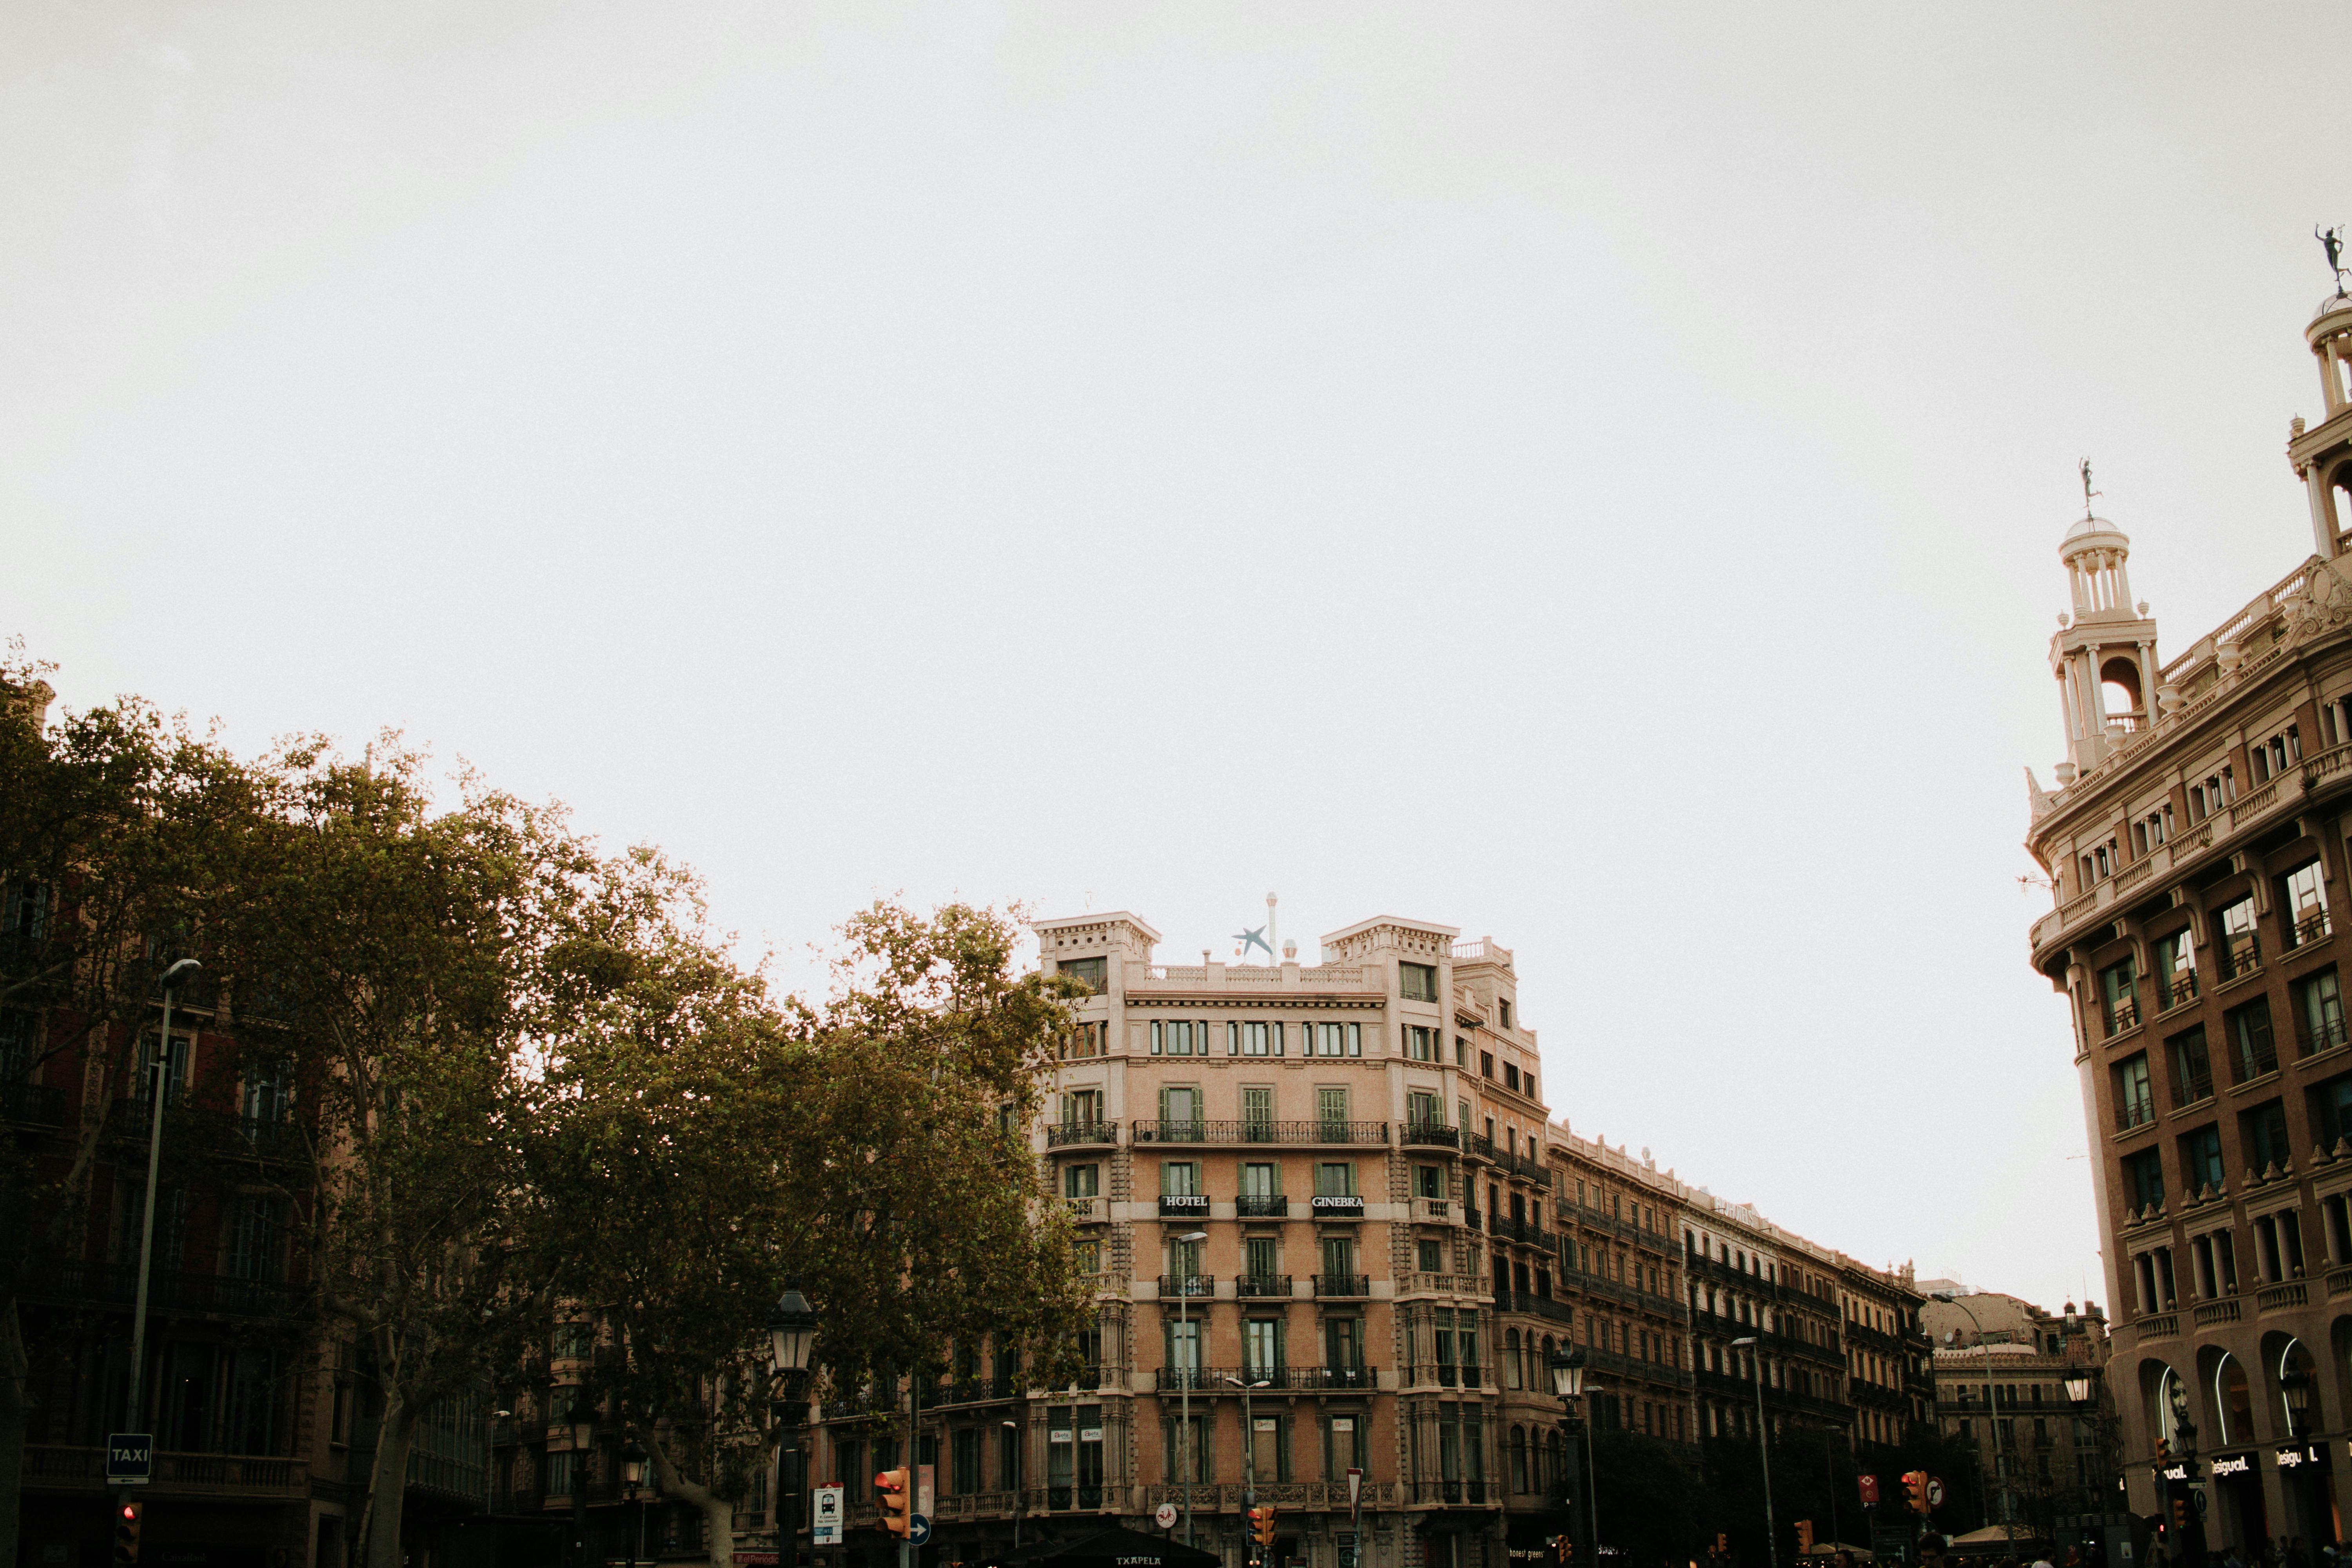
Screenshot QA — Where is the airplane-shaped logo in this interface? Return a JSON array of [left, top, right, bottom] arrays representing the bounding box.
[[1233, 924, 1273, 960]]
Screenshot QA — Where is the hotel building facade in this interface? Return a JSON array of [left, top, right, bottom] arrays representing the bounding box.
[[2022, 287, 2352, 1548]]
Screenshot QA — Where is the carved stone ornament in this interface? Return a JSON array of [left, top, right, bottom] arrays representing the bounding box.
[[2283, 557, 2352, 644]]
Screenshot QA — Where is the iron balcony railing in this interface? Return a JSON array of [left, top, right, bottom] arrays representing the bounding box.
[[2103, 997, 2141, 1036], [2175, 1072, 2214, 1107], [1401, 1123, 1459, 1148], [1313, 1274, 1369, 1298], [31, 1260, 307, 1319], [1290, 1366, 1376, 1390], [1235, 1274, 1292, 1299], [2292, 910, 2334, 948], [1132, 1120, 1390, 1145], [1409, 1480, 1492, 1506], [2114, 1098, 2158, 1133], [102, 1098, 308, 1163], [1047, 1121, 1118, 1147], [2222, 934, 2263, 980], [2298, 1014, 2350, 1056], [1158, 1274, 1215, 1299], [1234, 1195, 1289, 1218], [1158, 1194, 1210, 1218], [0, 1081, 66, 1126], [2161, 972, 2200, 1011]]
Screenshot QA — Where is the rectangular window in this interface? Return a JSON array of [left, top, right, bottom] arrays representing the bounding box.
[[2220, 897, 2261, 978], [1153, 1020, 1203, 1057], [1245, 1235, 1279, 1280], [1497, 998, 1512, 1030], [2155, 927, 2198, 1011], [1504, 1063, 1521, 1091], [1241, 1087, 1274, 1136], [1481, 1051, 1495, 1080], [2113, 1053, 2155, 1131], [1325, 1316, 1364, 1372], [1400, 962, 1438, 1002], [0, 1011, 35, 1082], [951, 1428, 981, 1495], [1414, 1164, 1443, 1199], [1418, 1239, 1443, 1272], [2180, 1125, 2224, 1195], [1240, 1161, 1278, 1197], [2318, 1074, 2352, 1149], [1314, 1022, 1361, 1058], [1316, 1161, 1356, 1197], [1405, 1025, 1438, 1062], [2285, 861, 2333, 947], [1240, 1022, 1274, 1057], [1064, 1164, 1099, 1199], [2170, 1027, 2214, 1105], [2121, 1148, 2164, 1211], [2295, 967, 2347, 1055], [1243, 1318, 1286, 1378], [1317, 1087, 1350, 1130], [2244, 1098, 2292, 1172], [1326, 1415, 1362, 1477], [1161, 1161, 1201, 1197], [1408, 1090, 1443, 1128], [1249, 1412, 1290, 1483], [1060, 1090, 1103, 1127], [1159, 1085, 1201, 1137], [1162, 1414, 1210, 1483], [2227, 999, 2278, 1083], [2100, 957, 2139, 1036], [1060, 956, 1107, 993]]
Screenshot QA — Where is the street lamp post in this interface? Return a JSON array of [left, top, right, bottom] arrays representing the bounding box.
[[1004, 1419, 1024, 1551], [1175, 1230, 1207, 1552], [769, 1289, 819, 1568], [1731, 1336, 1778, 1568], [123, 956, 202, 1442], [621, 1439, 650, 1568], [1548, 1344, 1597, 1568], [2281, 1368, 2316, 1540], [1227, 1372, 1273, 1563], [1933, 1292, 2010, 1552], [571, 1416, 595, 1568]]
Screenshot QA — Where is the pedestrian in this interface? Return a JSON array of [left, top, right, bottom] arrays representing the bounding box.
[[1919, 1536, 1950, 1568], [2290, 1539, 2310, 1568]]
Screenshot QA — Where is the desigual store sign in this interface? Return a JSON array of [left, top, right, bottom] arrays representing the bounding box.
[[2276, 1443, 2325, 1469], [2210, 1454, 2256, 1479]]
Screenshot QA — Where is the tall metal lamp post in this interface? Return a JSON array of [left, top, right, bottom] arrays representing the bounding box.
[[1174, 1230, 1208, 1550], [123, 956, 202, 1446], [1933, 1292, 2010, 1552], [621, 1439, 650, 1568], [769, 1289, 819, 1568], [1730, 1336, 1779, 1568], [570, 1413, 596, 1568], [1548, 1344, 1597, 1568]]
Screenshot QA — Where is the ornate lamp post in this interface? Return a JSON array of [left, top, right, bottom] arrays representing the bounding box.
[[1548, 1344, 1597, 1568], [769, 1289, 819, 1568], [570, 1413, 597, 1568], [621, 1439, 650, 1568]]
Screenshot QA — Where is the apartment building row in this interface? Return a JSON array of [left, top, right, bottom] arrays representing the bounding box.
[[781, 907, 1939, 1568]]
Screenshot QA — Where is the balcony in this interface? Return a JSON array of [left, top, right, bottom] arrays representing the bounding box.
[[1235, 1195, 1289, 1218], [1426, 1363, 1483, 1388], [2176, 1073, 2214, 1107], [2298, 1015, 2349, 1057], [933, 1375, 1022, 1406], [1155, 1365, 1304, 1391], [1409, 1480, 1493, 1506], [1159, 1274, 1215, 1300], [1309, 1196, 1365, 1220], [2103, 998, 2141, 1038], [0, 1081, 65, 1126], [1462, 1209, 1483, 1232], [1415, 1198, 1452, 1222], [2258, 1279, 2310, 1313], [1047, 1121, 1118, 1148], [27, 1260, 307, 1319], [103, 1098, 307, 1164], [2160, 972, 2200, 1012], [2290, 910, 2334, 949], [1158, 1194, 1211, 1219], [24, 1446, 308, 1499], [1402, 1123, 1460, 1148], [1063, 1197, 1104, 1221], [1290, 1366, 1376, 1390], [1236, 1274, 1293, 1299], [2222, 935, 2263, 981], [2114, 1100, 2157, 1134], [1132, 1120, 1390, 1146], [1313, 1274, 1370, 1298]]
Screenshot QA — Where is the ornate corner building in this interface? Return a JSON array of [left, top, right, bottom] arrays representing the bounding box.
[[2024, 287, 2352, 1546]]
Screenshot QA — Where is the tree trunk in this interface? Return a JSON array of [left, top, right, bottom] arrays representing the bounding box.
[[0, 1298, 26, 1568], [362, 1389, 417, 1568], [648, 1433, 737, 1568]]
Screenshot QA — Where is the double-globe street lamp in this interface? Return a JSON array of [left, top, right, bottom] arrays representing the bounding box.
[[1546, 1343, 1599, 1568], [621, 1439, 650, 1568]]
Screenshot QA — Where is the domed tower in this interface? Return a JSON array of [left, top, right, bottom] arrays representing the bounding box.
[[2287, 287, 2352, 559], [2049, 503, 2160, 780]]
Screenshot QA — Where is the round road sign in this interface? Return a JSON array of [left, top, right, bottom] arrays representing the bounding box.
[[1925, 1477, 1945, 1509], [1155, 1503, 1179, 1530], [909, 1515, 933, 1546]]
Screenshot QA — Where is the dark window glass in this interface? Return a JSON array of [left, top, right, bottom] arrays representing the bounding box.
[[2169, 1028, 2213, 1106], [2180, 1126, 2224, 1194], [1399, 962, 1437, 1002], [2226, 1000, 2278, 1083], [2121, 1148, 2165, 1210], [1059, 956, 1107, 993], [2244, 1100, 2292, 1172]]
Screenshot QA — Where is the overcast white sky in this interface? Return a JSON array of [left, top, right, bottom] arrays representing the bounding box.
[[8, 2, 2351, 1318]]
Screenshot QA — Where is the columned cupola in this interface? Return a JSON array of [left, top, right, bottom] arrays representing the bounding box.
[[2049, 505, 2160, 782], [2288, 285, 2352, 560]]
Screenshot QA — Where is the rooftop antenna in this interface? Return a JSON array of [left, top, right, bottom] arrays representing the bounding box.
[[1267, 893, 1278, 965], [2079, 457, 2101, 521], [2321, 224, 2347, 298]]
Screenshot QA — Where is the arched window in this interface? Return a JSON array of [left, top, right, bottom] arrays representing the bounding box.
[[1546, 1429, 1564, 1494], [1510, 1426, 1528, 1493], [1505, 1329, 1522, 1389]]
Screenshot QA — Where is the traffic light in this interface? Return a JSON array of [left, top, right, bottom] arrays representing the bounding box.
[[1251, 1506, 1277, 1550], [2172, 1496, 2190, 1533], [1795, 1521, 1815, 1554], [1903, 1471, 1929, 1515], [2156, 1437, 2171, 1460], [114, 1502, 142, 1565], [878, 1468, 911, 1537], [1717, 1535, 1730, 1556]]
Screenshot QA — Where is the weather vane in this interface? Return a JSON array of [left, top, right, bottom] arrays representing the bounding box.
[[2079, 457, 2101, 520], [2321, 225, 2347, 298]]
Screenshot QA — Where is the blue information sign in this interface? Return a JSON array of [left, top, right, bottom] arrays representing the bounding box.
[[908, 1515, 933, 1546], [107, 1432, 153, 1486]]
